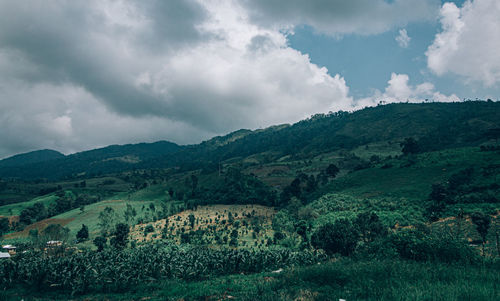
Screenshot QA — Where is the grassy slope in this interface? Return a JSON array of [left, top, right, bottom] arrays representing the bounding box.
[[0, 194, 58, 216], [2, 185, 170, 243]]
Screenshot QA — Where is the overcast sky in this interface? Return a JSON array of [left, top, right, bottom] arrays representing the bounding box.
[[0, 0, 499, 159]]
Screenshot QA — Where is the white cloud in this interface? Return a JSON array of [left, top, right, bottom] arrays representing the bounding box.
[[396, 29, 411, 48], [0, 0, 354, 157], [354, 73, 460, 107], [241, 0, 440, 36], [426, 0, 500, 86]]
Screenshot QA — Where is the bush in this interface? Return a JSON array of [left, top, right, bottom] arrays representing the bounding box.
[[144, 224, 155, 236], [388, 229, 478, 263], [311, 219, 359, 256]]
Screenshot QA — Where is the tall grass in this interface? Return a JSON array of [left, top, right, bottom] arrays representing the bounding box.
[[8, 259, 497, 300]]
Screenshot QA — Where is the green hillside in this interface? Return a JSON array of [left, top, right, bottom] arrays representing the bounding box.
[[0, 101, 499, 300], [1, 102, 498, 180], [0, 149, 64, 167]]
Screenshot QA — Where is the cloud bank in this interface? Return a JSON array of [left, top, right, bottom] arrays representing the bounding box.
[[241, 0, 440, 35], [0, 0, 466, 159], [426, 0, 500, 86], [355, 73, 459, 108]]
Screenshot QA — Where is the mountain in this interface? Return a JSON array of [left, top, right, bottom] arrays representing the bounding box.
[[0, 149, 65, 168], [146, 101, 500, 170], [0, 141, 181, 179], [0, 101, 499, 180]]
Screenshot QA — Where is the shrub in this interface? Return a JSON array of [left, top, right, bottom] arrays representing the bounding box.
[[311, 219, 359, 256], [144, 224, 155, 236]]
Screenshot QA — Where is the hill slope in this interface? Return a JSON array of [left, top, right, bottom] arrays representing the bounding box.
[[0, 101, 499, 180], [0, 149, 64, 167]]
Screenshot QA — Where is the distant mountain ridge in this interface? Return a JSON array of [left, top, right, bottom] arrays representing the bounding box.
[[0, 101, 499, 180], [0, 149, 65, 168], [0, 141, 181, 179]]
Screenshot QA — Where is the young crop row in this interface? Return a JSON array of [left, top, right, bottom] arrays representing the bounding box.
[[0, 243, 326, 295]]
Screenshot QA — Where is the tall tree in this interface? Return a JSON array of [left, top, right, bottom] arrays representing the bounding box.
[[188, 214, 196, 228], [400, 137, 420, 155], [110, 223, 129, 249], [0, 217, 9, 238], [41, 224, 70, 242], [325, 164, 340, 178], [98, 206, 116, 236], [93, 236, 107, 252], [76, 224, 89, 242], [123, 203, 137, 224], [354, 212, 387, 243]]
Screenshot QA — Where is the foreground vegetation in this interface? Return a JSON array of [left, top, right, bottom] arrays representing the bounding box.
[[2, 258, 498, 300]]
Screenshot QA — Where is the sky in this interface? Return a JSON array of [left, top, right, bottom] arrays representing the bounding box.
[[0, 0, 499, 159]]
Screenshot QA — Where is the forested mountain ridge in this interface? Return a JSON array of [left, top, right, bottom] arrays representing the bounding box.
[[0, 149, 65, 167], [0, 141, 181, 180], [0, 101, 499, 180]]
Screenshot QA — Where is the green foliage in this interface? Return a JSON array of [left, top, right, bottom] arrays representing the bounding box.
[[471, 211, 492, 255], [41, 224, 70, 242], [98, 207, 116, 236], [311, 219, 359, 256], [0, 217, 9, 237], [144, 224, 155, 236], [325, 163, 340, 178], [123, 203, 137, 224], [110, 223, 129, 249], [400, 137, 420, 155], [354, 212, 387, 243], [188, 213, 195, 228], [0, 243, 326, 295], [93, 236, 107, 252], [471, 212, 491, 243], [76, 224, 89, 242]]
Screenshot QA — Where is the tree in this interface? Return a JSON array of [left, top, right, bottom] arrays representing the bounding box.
[[144, 224, 154, 236], [400, 137, 420, 155], [0, 217, 9, 238], [471, 212, 491, 256], [123, 203, 137, 224], [76, 224, 89, 242], [325, 164, 340, 178], [354, 212, 387, 243], [425, 183, 449, 221], [180, 232, 191, 244], [41, 224, 70, 242], [29, 229, 41, 247], [311, 219, 359, 256], [295, 220, 308, 244], [93, 236, 107, 252], [190, 174, 198, 196], [188, 214, 196, 229], [98, 207, 116, 236], [110, 223, 129, 249]]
